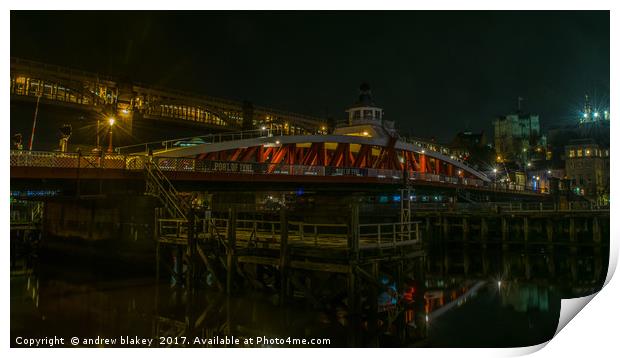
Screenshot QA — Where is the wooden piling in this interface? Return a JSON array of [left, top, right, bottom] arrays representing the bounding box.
[[226, 208, 237, 295], [462, 217, 469, 243], [592, 217, 601, 243], [480, 217, 488, 248], [279, 207, 289, 303], [523, 217, 529, 243], [501, 217, 508, 249]]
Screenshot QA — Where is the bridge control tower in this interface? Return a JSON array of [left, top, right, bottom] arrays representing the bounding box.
[[335, 83, 397, 139]]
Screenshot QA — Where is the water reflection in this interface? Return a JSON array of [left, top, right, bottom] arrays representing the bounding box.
[[11, 245, 607, 348]]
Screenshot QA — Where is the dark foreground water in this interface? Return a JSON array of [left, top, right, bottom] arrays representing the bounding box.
[[11, 243, 608, 348]]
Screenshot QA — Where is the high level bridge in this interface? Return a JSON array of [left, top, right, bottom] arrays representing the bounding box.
[[10, 57, 329, 150]]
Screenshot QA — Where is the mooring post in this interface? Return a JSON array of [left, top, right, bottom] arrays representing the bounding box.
[[226, 207, 237, 295], [279, 207, 289, 304]]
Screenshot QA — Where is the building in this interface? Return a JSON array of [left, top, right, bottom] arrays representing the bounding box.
[[564, 139, 610, 204], [547, 94, 610, 168], [493, 112, 545, 165]]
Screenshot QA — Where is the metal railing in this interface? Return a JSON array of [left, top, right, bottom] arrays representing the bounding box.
[[10, 150, 545, 193], [157, 217, 420, 250], [114, 128, 285, 154], [359, 221, 421, 249], [403, 201, 609, 213]]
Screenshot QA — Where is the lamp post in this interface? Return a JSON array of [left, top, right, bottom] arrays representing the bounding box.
[[107, 117, 116, 153]]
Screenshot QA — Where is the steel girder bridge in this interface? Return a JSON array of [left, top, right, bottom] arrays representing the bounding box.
[[10, 57, 328, 135]]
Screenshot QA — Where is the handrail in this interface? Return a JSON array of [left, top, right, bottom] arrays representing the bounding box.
[[114, 128, 285, 154], [10, 150, 547, 194], [145, 159, 187, 220]]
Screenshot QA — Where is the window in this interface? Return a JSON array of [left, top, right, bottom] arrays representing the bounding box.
[[569, 150, 575, 158], [586, 148, 591, 156], [577, 149, 583, 157]]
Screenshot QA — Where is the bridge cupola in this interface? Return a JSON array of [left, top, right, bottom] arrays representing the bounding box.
[[345, 83, 383, 126]]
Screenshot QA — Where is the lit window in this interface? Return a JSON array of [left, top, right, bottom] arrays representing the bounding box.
[[586, 148, 591, 156], [577, 149, 583, 157], [569, 150, 575, 158], [605, 150, 609, 156]]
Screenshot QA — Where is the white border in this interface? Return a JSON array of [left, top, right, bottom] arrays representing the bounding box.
[[3, 2, 617, 358]]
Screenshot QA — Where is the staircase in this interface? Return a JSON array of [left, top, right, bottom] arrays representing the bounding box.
[[145, 158, 189, 220]]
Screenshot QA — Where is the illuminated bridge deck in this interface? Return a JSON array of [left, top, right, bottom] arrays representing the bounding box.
[[10, 150, 546, 196]]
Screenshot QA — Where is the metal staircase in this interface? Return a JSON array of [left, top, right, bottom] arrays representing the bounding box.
[[145, 159, 189, 220]]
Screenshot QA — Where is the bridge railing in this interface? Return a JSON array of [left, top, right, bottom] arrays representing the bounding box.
[[114, 128, 286, 155], [10, 150, 544, 194]]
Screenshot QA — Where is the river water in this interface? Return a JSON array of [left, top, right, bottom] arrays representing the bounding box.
[[11, 243, 607, 348]]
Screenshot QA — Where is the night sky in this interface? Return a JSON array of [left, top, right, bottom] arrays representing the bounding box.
[[10, 11, 610, 142]]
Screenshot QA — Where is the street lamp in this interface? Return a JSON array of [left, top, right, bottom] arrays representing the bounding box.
[[107, 117, 116, 153]]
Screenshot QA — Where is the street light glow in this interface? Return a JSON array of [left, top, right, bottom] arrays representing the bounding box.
[[594, 112, 599, 118], [108, 117, 116, 126], [493, 168, 498, 173]]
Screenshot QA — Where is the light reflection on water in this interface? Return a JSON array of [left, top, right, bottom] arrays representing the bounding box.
[[10, 244, 607, 348]]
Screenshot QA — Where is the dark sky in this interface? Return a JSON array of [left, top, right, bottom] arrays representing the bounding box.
[[11, 11, 610, 142]]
